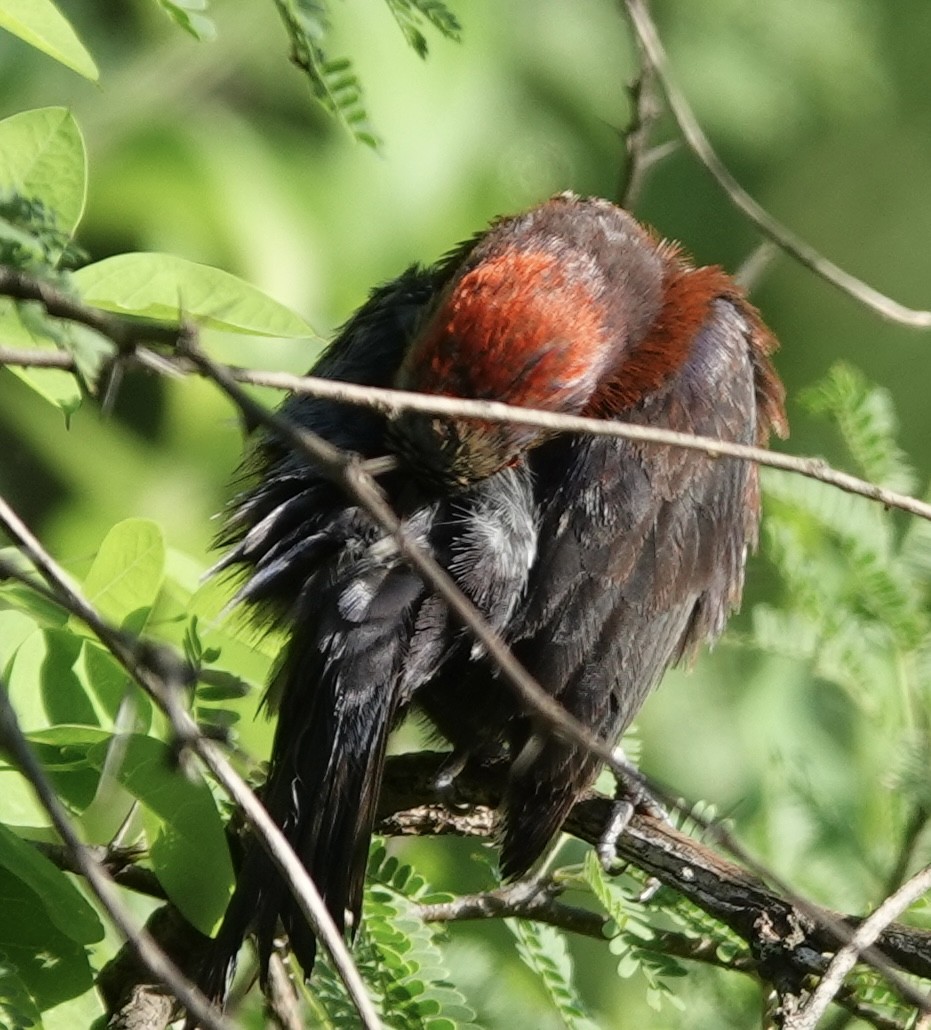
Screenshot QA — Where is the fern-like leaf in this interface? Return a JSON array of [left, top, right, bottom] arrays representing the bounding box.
[[272, 0, 380, 147], [383, 0, 461, 57], [505, 918, 599, 1029], [801, 362, 917, 495], [311, 843, 483, 1028], [581, 854, 687, 1012]]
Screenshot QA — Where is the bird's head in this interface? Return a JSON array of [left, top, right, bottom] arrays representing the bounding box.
[[391, 194, 668, 486]]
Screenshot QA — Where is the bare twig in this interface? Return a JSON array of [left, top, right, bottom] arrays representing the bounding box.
[[786, 865, 931, 1030], [4, 337, 931, 525], [0, 494, 381, 1030], [417, 880, 607, 938], [33, 841, 166, 899], [620, 0, 931, 329], [224, 367, 931, 523], [617, 30, 666, 208], [0, 346, 77, 368], [0, 682, 232, 1030]]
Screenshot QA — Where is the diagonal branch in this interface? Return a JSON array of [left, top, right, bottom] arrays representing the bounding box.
[[0, 682, 232, 1030], [620, 0, 931, 329], [3, 317, 931, 524], [785, 865, 931, 1030], [0, 495, 381, 1030]]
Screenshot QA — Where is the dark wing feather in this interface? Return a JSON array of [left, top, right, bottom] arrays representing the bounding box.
[[199, 266, 538, 1004], [499, 297, 769, 878]]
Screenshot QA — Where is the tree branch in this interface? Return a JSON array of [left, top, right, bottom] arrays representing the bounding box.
[[620, 0, 931, 329], [377, 752, 931, 1010], [0, 493, 381, 1030]]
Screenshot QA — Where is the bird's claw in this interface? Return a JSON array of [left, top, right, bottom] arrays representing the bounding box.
[[597, 775, 668, 872], [432, 750, 471, 810]]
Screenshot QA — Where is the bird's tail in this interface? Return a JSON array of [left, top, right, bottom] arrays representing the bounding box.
[[196, 628, 403, 1014]]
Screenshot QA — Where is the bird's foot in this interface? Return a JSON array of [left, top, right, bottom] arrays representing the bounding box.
[[432, 750, 471, 810], [597, 753, 667, 872]]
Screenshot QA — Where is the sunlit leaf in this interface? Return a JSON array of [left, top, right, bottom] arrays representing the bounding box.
[[73, 252, 314, 337], [0, 823, 104, 944], [0, 0, 98, 80], [0, 108, 87, 241], [72, 519, 165, 634]]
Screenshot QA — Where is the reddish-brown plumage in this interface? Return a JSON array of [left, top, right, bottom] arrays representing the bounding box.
[[199, 193, 787, 1011], [587, 261, 739, 415], [402, 248, 606, 411]]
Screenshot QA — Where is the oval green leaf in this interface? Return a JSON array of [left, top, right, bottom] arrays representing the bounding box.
[[72, 519, 165, 634], [0, 107, 88, 239], [0, 0, 98, 80], [0, 822, 104, 944], [87, 734, 234, 934], [73, 253, 315, 337]]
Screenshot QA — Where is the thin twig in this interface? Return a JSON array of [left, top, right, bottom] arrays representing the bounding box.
[[621, 0, 931, 329], [0, 494, 382, 1030], [223, 367, 931, 524], [4, 337, 930, 524], [0, 682, 233, 1030], [786, 865, 931, 1029], [417, 880, 606, 938], [33, 841, 166, 899], [617, 30, 665, 208]]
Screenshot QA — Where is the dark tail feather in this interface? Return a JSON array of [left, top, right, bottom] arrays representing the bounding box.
[[272, 674, 400, 974], [196, 627, 402, 1015], [498, 738, 598, 880]]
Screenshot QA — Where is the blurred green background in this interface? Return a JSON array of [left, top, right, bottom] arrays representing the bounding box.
[[2, 1, 930, 1025]]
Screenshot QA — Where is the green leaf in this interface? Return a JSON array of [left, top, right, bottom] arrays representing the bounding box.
[[383, 0, 461, 58], [0, 108, 88, 242], [72, 519, 165, 634], [0, 823, 104, 945], [87, 734, 233, 934], [0, 1, 98, 80], [155, 0, 216, 41], [72, 253, 314, 337], [0, 960, 43, 1030], [802, 362, 916, 495], [272, 0, 380, 148], [506, 919, 598, 1030], [0, 870, 94, 1010], [0, 300, 83, 417]]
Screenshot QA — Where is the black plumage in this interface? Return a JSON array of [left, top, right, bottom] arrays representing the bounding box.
[[199, 194, 786, 1008]]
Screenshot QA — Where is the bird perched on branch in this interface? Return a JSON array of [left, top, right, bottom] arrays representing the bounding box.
[[198, 193, 786, 1008]]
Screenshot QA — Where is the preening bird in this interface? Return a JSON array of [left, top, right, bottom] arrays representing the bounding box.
[[199, 193, 787, 1007]]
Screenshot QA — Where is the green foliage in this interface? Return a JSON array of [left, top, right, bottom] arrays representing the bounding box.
[[72, 252, 315, 337], [581, 854, 687, 1013], [755, 363, 931, 726], [312, 843, 482, 1028], [154, 0, 216, 42], [505, 918, 598, 1029], [269, 0, 459, 147], [383, 0, 461, 58], [801, 361, 917, 494], [0, 0, 97, 80]]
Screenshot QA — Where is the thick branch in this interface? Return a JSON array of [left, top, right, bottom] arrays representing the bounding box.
[[377, 752, 931, 993]]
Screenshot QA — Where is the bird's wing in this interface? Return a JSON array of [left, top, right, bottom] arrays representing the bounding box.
[[499, 296, 771, 877]]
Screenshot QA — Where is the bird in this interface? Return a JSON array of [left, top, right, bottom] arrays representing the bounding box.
[[197, 192, 787, 1009]]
